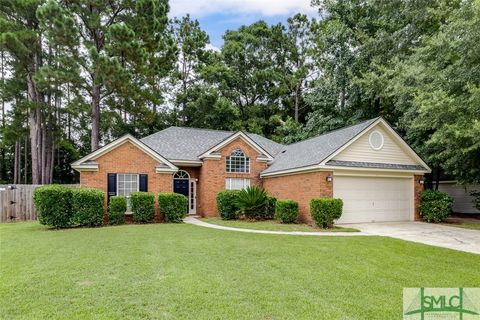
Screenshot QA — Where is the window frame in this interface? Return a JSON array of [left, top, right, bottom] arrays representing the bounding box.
[[225, 178, 251, 190], [225, 149, 250, 173], [117, 173, 140, 212]]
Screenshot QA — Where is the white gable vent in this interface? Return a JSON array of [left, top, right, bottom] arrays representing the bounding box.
[[369, 130, 384, 150]]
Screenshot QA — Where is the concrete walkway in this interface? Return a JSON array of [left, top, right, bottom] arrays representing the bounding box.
[[339, 221, 480, 255], [184, 216, 370, 236], [185, 217, 480, 254]]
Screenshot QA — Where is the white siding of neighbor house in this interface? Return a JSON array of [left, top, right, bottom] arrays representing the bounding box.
[[438, 182, 480, 214], [332, 124, 419, 165]]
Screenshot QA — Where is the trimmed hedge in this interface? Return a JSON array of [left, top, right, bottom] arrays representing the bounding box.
[[109, 196, 127, 225], [131, 192, 155, 223], [33, 185, 73, 228], [72, 188, 104, 227], [310, 198, 343, 228], [275, 200, 299, 223], [216, 190, 241, 220], [265, 195, 277, 219], [158, 192, 188, 223], [420, 189, 453, 223]]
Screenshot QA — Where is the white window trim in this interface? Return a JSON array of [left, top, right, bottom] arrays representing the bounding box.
[[225, 178, 251, 190], [117, 173, 140, 212], [226, 149, 251, 174], [368, 130, 384, 150]]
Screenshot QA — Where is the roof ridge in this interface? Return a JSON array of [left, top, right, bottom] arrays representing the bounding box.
[[284, 117, 380, 147], [168, 126, 234, 134]]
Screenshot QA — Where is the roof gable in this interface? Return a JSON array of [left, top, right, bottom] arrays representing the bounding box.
[[71, 134, 178, 172], [261, 117, 431, 176], [321, 118, 430, 170], [140, 127, 283, 162], [199, 131, 275, 160], [261, 118, 378, 175]]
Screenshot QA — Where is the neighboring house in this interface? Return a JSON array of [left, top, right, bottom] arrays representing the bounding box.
[[438, 181, 480, 214], [72, 117, 431, 223]]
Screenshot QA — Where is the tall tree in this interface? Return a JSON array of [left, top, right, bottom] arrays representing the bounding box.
[[0, 0, 51, 184], [37, 0, 173, 151], [285, 13, 315, 122], [170, 15, 209, 123]]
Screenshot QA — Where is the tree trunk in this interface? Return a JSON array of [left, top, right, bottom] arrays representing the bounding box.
[[27, 75, 42, 184], [91, 84, 101, 151], [14, 140, 20, 184], [24, 132, 28, 184], [294, 83, 301, 122], [435, 166, 441, 191], [0, 50, 5, 181]]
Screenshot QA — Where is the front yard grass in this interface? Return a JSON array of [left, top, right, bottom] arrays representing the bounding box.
[[201, 217, 359, 232], [1, 222, 479, 319], [442, 221, 480, 230]]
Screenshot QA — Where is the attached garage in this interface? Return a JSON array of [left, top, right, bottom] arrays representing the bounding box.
[[260, 117, 431, 224], [334, 175, 414, 223]]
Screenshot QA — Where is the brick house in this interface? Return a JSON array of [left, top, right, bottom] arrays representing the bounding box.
[[72, 117, 430, 223]]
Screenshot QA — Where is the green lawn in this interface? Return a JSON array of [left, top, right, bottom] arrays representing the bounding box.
[[1, 222, 479, 319], [201, 217, 359, 232], [443, 221, 480, 230]]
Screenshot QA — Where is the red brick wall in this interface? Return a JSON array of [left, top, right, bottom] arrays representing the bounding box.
[[79, 141, 173, 220], [197, 138, 269, 217], [262, 171, 333, 222], [414, 175, 424, 221]]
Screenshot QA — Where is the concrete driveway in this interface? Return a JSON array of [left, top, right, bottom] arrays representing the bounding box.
[[339, 221, 480, 254]]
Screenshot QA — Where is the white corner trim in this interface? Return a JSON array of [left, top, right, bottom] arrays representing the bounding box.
[[71, 164, 99, 172], [170, 159, 203, 167], [71, 134, 178, 171], [260, 164, 324, 178], [320, 118, 432, 173], [321, 165, 429, 174], [198, 132, 274, 160], [155, 168, 178, 174]]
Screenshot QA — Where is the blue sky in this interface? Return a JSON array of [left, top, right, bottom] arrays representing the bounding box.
[[169, 0, 317, 49]]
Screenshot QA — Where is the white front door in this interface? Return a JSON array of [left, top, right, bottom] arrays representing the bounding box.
[[188, 179, 197, 215], [333, 175, 414, 223]]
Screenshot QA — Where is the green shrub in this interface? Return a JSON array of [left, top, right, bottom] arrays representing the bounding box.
[[471, 190, 480, 211], [131, 192, 155, 223], [235, 185, 268, 220], [158, 192, 187, 223], [109, 196, 127, 225], [420, 189, 453, 223], [310, 198, 343, 228], [275, 200, 299, 223], [216, 190, 241, 220], [265, 195, 277, 219], [33, 185, 73, 228], [72, 188, 104, 227]]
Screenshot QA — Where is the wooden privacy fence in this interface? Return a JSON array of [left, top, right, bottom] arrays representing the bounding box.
[[0, 184, 80, 222]]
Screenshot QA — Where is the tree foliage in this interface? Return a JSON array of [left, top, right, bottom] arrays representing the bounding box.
[[0, 0, 478, 185]]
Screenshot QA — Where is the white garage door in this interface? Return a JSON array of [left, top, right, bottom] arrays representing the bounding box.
[[333, 176, 413, 223]]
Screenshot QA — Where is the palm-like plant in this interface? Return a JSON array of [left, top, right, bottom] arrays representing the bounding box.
[[235, 186, 268, 219]]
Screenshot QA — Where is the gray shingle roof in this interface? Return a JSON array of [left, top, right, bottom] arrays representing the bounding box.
[[326, 160, 427, 171], [261, 118, 379, 174], [140, 127, 284, 161]]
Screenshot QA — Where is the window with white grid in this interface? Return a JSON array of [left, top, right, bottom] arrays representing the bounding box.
[[117, 174, 139, 211], [226, 149, 250, 173], [225, 178, 251, 190]]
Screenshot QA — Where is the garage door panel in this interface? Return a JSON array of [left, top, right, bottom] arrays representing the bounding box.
[[334, 176, 413, 223]]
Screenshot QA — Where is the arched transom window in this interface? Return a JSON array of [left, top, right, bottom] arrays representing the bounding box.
[[226, 149, 250, 173], [174, 170, 190, 179]]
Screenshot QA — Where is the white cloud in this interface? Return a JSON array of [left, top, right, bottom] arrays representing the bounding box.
[[169, 0, 317, 18], [205, 43, 221, 52]]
